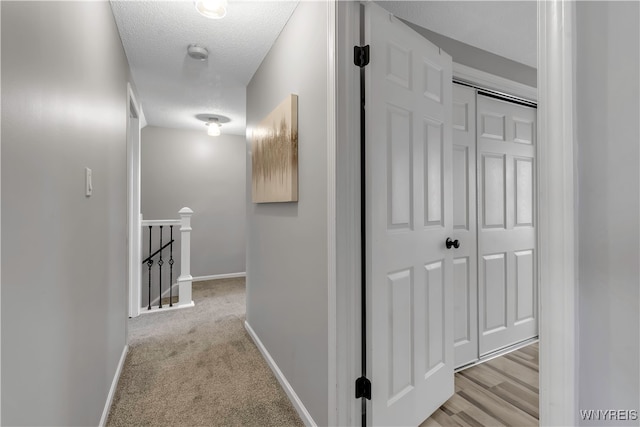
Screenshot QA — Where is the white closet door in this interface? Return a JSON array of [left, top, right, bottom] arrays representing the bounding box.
[[365, 3, 454, 425], [452, 84, 478, 368], [477, 94, 537, 356]]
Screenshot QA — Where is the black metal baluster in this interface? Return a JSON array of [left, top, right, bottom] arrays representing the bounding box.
[[169, 225, 174, 307], [158, 226, 164, 309], [147, 225, 153, 310]]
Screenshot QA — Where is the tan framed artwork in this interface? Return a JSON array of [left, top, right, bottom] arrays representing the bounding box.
[[251, 94, 299, 203]]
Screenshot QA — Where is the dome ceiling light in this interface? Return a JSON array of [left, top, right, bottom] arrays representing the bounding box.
[[194, 0, 228, 19], [196, 114, 231, 137], [207, 118, 221, 136]]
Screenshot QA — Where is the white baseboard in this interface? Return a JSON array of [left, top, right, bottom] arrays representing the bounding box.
[[193, 272, 246, 282], [146, 273, 245, 307], [138, 300, 195, 315], [244, 321, 317, 427], [99, 344, 128, 427]]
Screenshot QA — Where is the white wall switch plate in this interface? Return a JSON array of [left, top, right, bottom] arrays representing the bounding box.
[[85, 167, 93, 197]]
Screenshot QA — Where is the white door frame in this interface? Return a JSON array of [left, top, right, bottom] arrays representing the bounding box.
[[126, 83, 143, 319], [536, 1, 577, 424], [333, 1, 362, 424], [332, 0, 577, 425], [326, 0, 340, 425]]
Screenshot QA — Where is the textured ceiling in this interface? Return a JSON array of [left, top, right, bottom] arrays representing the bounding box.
[[110, 1, 298, 135], [376, 1, 537, 68], [112, 1, 534, 135]]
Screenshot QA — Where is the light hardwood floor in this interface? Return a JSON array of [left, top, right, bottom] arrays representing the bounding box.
[[421, 343, 539, 427]]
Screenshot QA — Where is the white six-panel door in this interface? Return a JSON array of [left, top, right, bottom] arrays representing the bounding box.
[[365, 3, 454, 425], [477, 94, 537, 356], [452, 84, 478, 368]]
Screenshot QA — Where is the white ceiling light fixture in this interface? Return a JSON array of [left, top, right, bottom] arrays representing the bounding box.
[[207, 118, 221, 136], [194, 0, 228, 19], [197, 114, 230, 137]]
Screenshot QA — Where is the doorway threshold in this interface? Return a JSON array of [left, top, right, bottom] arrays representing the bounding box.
[[455, 336, 539, 373]]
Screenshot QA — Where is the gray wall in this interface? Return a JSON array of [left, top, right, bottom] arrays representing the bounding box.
[[246, 2, 328, 425], [404, 21, 537, 88], [1, 1, 130, 425], [140, 126, 246, 304], [575, 1, 640, 423]]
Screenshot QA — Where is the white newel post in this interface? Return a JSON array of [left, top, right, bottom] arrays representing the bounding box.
[[177, 207, 194, 306]]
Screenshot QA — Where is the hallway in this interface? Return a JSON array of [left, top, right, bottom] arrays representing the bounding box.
[[109, 275, 539, 427], [107, 278, 302, 427]]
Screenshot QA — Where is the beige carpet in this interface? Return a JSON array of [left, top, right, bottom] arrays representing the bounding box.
[[107, 278, 303, 427]]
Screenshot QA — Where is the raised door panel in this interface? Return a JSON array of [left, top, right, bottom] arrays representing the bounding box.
[[515, 250, 536, 324], [387, 106, 413, 230], [424, 119, 444, 227], [386, 42, 412, 89], [453, 257, 470, 344], [425, 260, 445, 375], [480, 113, 506, 141], [514, 119, 534, 145], [515, 157, 534, 227], [423, 61, 443, 103], [453, 146, 469, 230], [482, 154, 506, 229], [453, 101, 468, 131], [482, 253, 508, 333], [388, 269, 414, 404]]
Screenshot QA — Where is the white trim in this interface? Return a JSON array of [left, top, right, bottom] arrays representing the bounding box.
[[126, 81, 148, 129], [455, 337, 539, 374], [0, 1, 3, 422], [326, 1, 338, 426], [99, 345, 128, 427], [127, 83, 142, 319], [453, 62, 537, 102], [335, 1, 361, 426], [537, 1, 577, 425], [244, 321, 317, 427], [192, 272, 246, 282], [138, 301, 194, 315], [140, 219, 180, 227]]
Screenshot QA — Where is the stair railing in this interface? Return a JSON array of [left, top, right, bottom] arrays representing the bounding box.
[[140, 207, 194, 311]]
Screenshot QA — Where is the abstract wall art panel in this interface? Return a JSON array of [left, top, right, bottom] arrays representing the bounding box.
[[251, 94, 299, 203]]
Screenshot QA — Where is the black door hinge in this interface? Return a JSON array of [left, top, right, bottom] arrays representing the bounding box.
[[355, 376, 371, 400], [354, 45, 370, 68]]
